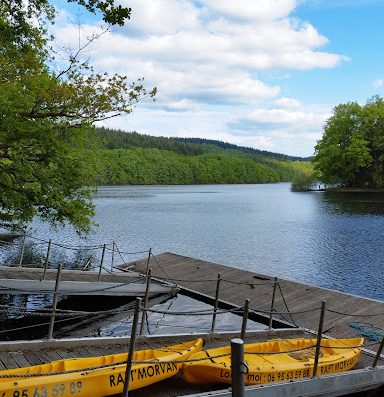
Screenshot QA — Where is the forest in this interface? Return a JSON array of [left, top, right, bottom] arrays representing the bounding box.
[[314, 96, 384, 188], [92, 128, 311, 185]]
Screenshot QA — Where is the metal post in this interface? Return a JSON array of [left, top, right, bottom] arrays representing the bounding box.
[[210, 273, 222, 333], [268, 277, 278, 330], [111, 241, 115, 272], [97, 244, 106, 282], [18, 235, 26, 267], [372, 336, 384, 368], [240, 299, 249, 341], [140, 269, 152, 335], [145, 248, 152, 278], [42, 239, 52, 280], [122, 298, 141, 397], [312, 300, 326, 377], [231, 338, 245, 397], [47, 264, 62, 340]]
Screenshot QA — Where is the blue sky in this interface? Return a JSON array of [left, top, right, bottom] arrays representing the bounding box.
[[53, 0, 384, 157]]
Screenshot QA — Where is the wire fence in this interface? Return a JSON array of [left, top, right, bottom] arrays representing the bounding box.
[[1, 235, 384, 365]]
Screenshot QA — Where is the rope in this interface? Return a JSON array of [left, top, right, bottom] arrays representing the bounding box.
[[249, 304, 320, 316], [0, 278, 145, 296], [150, 253, 172, 281], [145, 307, 242, 316], [105, 246, 150, 256], [327, 309, 384, 317], [150, 274, 275, 286], [277, 282, 298, 327], [348, 322, 384, 342], [0, 301, 244, 319]]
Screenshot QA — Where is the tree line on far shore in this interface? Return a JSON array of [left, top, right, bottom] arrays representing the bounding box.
[[92, 128, 311, 185]]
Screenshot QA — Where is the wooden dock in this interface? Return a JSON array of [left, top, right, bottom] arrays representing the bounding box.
[[0, 265, 177, 296], [131, 252, 384, 350], [0, 253, 384, 396]]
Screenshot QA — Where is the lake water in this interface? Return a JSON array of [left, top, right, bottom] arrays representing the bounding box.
[[3, 183, 384, 301]]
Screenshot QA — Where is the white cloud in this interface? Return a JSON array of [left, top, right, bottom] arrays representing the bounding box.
[[121, 0, 201, 35], [203, 0, 298, 21], [246, 107, 327, 126], [373, 79, 384, 89], [275, 97, 301, 107], [226, 103, 332, 156], [54, 0, 346, 156]]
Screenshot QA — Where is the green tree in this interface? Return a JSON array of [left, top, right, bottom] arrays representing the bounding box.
[[360, 96, 384, 187], [313, 102, 373, 187], [0, 0, 156, 231]]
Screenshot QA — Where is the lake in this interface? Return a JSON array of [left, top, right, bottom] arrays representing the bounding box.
[[3, 183, 384, 301]]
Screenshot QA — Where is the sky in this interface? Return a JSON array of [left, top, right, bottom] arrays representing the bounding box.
[[52, 0, 384, 157]]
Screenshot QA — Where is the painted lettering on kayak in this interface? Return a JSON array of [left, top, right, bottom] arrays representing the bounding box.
[[109, 363, 178, 387], [4, 382, 83, 397], [322, 357, 356, 374], [219, 369, 231, 380]]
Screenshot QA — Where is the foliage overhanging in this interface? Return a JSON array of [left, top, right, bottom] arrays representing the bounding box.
[[0, 0, 155, 232]]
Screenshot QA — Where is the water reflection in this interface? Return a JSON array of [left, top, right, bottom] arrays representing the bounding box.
[[322, 192, 384, 215], [92, 294, 266, 337], [1, 184, 384, 303]]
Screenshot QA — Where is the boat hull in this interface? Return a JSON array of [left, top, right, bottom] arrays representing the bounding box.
[[0, 339, 203, 396], [181, 337, 363, 385]]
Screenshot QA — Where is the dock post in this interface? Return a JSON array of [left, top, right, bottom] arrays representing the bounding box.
[[97, 244, 106, 282], [210, 273, 222, 333], [139, 268, 152, 335], [145, 248, 152, 278], [231, 338, 245, 397], [42, 239, 52, 280], [122, 298, 141, 397], [111, 241, 115, 272], [312, 300, 326, 377], [268, 276, 278, 330], [47, 264, 62, 340], [18, 234, 26, 267], [372, 336, 384, 367], [240, 299, 249, 340]]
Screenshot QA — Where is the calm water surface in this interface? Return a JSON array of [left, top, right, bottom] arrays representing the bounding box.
[[6, 183, 384, 301]]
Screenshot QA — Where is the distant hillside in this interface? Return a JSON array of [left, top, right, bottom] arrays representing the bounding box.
[[94, 128, 309, 161], [174, 137, 310, 162], [91, 128, 312, 185]]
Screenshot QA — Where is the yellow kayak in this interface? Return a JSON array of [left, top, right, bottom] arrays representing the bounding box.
[[0, 338, 203, 396], [181, 337, 363, 385]]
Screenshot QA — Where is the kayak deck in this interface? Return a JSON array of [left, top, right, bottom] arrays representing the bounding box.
[[0, 339, 203, 396], [181, 337, 364, 385]]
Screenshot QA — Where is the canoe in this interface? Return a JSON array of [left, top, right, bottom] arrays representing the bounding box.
[[0, 338, 203, 396], [181, 337, 363, 385]]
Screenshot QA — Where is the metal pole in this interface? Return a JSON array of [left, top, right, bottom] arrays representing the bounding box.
[[47, 264, 62, 340], [111, 241, 115, 272], [145, 248, 152, 278], [210, 273, 222, 333], [372, 336, 384, 367], [140, 269, 152, 335], [231, 338, 245, 397], [122, 298, 141, 397], [312, 300, 326, 377], [97, 244, 106, 282], [42, 239, 52, 280], [240, 299, 249, 341], [268, 277, 278, 330], [18, 234, 26, 267]]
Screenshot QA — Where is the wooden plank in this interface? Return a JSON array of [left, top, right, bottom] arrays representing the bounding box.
[[0, 353, 19, 370], [9, 352, 30, 368], [132, 253, 384, 346], [22, 351, 43, 366]]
